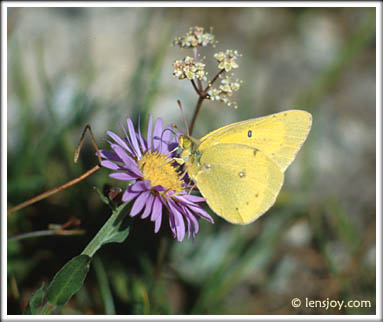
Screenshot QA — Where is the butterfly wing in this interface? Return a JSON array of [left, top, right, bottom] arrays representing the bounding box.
[[188, 143, 284, 224], [199, 110, 312, 172]]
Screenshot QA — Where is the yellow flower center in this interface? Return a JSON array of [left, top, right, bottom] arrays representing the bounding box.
[[137, 152, 184, 194]]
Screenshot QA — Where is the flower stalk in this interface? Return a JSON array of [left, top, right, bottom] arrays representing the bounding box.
[[189, 68, 226, 134]]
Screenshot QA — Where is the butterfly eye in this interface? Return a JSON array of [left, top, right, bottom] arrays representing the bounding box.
[[180, 136, 192, 149]]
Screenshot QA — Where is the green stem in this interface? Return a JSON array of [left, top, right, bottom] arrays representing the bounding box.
[[81, 202, 129, 257]]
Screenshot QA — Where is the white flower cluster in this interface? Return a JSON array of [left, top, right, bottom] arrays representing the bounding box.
[[214, 50, 241, 72], [172, 27, 243, 109], [173, 56, 207, 81], [207, 75, 241, 108], [173, 26, 215, 49]]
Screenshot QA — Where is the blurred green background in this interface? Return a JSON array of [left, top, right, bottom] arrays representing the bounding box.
[[7, 7, 376, 314]]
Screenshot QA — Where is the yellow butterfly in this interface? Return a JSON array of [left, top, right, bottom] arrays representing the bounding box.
[[178, 110, 312, 224]]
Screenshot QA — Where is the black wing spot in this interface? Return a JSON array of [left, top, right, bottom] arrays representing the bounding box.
[[253, 149, 257, 157], [246, 201, 249, 205], [248, 130, 252, 138], [255, 193, 259, 198]]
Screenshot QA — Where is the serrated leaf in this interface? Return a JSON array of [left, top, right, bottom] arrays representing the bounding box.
[[47, 255, 91, 306], [23, 282, 45, 314]]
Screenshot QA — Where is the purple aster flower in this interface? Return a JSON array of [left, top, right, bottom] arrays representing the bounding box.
[[100, 115, 214, 242]]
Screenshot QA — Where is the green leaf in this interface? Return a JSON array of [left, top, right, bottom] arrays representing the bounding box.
[[102, 215, 131, 245], [47, 255, 91, 306], [23, 282, 45, 314], [81, 202, 131, 257]]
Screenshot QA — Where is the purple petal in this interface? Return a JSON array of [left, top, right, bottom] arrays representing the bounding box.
[[165, 190, 176, 197], [106, 130, 132, 154], [184, 206, 199, 234], [188, 205, 214, 223], [111, 144, 142, 176], [162, 126, 172, 144], [119, 122, 134, 156], [151, 196, 163, 222], [185, 195, 206, 203], [99, 149, 122, 163], [137, 114, 147, 153], [152, 185, 167, 192], [152, 118, 163, 151], [101, 160, 122, 170], [122, 188, 139, 203], [183, 215, 193, 240], [167, 199, 181, 226], [130, 191, 150, 217], [168, 199, 186, 242], [175, 215, 185, 242], [109, 172, 138, 181], [175, 194, 206, 204], [138, 134, 147, 154], [126, 118, 142, 159], [141, 193, 154, 219], [153, 117, 163, 137], [130, 180, 151, 192], [147, 115, 153, 151], [160, 127, 172, 154], [154, 212, 162, 233], [168, 211, 177, 238]]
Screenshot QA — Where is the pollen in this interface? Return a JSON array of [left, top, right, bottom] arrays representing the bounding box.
[[138, 152, 184, 194]]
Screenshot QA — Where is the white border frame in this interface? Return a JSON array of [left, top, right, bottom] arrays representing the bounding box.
[[2, 1, 381, 321]]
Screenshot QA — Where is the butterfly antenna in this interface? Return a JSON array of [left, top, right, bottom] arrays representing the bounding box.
[[177, 99, 189, 136], [159, 127, 178, 154], [161, 127, 178, 141]]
